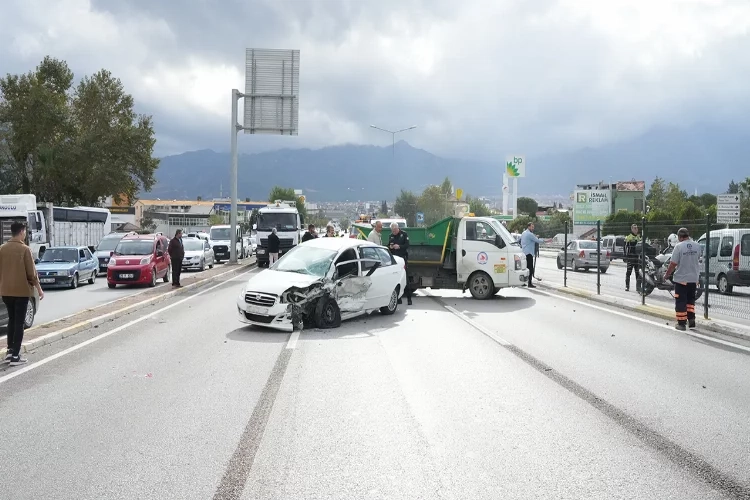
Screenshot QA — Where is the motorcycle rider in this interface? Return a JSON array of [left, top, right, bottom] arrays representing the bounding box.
[[663, 227, 700, 331], [624, 223, 642, 292]]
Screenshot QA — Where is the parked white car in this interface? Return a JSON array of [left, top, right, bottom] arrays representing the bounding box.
[[182, 237, 215, 271], [236, 238, 407, 332]]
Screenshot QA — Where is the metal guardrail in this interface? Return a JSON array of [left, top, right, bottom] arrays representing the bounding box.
[[537, 218, 750, 323]]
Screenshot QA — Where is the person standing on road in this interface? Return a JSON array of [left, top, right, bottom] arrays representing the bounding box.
[[168, 229, 184, 288], [624, 224, 642, 292], [520, 222, 543, 288], [389, 222, 412, 305], [268, 228, 280, 265], [323, 225, 336, 237], [663, 227, 701, 331], [301, 224, 317, 243], [0, 222, 44, 365], [368, 221, 384, 244]]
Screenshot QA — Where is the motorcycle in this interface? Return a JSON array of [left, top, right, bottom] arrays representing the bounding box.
[[639, 250, 704, 300]]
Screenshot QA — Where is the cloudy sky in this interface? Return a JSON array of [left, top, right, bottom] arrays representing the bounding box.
[[2, 0, 750, 161]]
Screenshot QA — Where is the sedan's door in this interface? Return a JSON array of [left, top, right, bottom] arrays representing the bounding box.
[[358, 245, 398, 309], [83, 248, 97, 278]]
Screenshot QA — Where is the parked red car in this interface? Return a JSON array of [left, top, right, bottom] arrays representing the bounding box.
[[107, 233, 172, 288]]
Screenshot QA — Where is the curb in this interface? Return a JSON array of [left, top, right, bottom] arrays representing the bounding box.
[[537, 281, 750, 343], [2, 262, 256, 357]]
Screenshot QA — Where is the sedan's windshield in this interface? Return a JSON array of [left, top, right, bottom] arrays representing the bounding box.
[[96, 235, 124, 252], [258, 213, 297, 231], [273, 245, 337, 277], [115, 240, 154, 256], [579, 241, 598, 249], [41, 248, 78, 262], [210, 228, 231, 240], [183, 239, 205, 251]]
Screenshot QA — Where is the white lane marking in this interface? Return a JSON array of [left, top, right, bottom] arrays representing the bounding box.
[[286, 331, 300, 349], [532, 288, 750, 353], [0, 268, 257, 386], [444, 305, 510, 346]]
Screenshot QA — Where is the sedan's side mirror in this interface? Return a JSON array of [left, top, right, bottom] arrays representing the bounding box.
[[34, 258, 40, 264]]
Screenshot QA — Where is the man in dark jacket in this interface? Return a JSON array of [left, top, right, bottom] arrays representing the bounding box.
[[168, 229, 185, 288], [388, 223, 412, 305], [268, 228, 281, 265], [624, 223, 642, 292], [301, 224, 317, 243]]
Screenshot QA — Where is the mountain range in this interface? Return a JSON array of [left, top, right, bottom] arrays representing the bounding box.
[[147, 123, 749, 202]]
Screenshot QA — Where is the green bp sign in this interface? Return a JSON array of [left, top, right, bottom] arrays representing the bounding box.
[[573, 190, 611, 226]]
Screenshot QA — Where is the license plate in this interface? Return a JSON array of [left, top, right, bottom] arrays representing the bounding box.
[[40, 278, 55, 284], [120, 273, 134, 279], [247, 305, 269, 315]]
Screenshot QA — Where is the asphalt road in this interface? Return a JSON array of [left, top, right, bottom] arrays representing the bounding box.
[[536, 252, 750, 327], [2, 271, 749, 499], [0, 267, 220, 334]]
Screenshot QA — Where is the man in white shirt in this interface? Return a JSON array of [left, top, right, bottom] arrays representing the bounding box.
[[367, 221, 384, 244]]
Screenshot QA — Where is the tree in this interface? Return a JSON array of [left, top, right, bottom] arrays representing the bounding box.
[[727, 180, 739, 194], [440, 177, 452, 196], [466, 195, 490, 217], [646, 177, 667, 211], [140, 214, 156, 232], [0, 57, 158, 204], [340, 218, 351, 231], [268, 186, 307, 224], [740, 177, 750, 196], [517, 197, 538, 216], [419, 184, 449, 224], [394, 189, 418, 226], [380, 200, 388, 215], [602, 210, 644, 236], [208, 214, 225, 226], [249, 208, 260, 228], [664, 182, 688, 215], [509, 215, 533, 233], [688, 193, 716, 209]]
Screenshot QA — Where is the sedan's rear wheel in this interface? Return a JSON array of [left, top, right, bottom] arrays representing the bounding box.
[[556, 256, 563, 269], [380, 287, 399, 315], [24, 299, 36, 328]]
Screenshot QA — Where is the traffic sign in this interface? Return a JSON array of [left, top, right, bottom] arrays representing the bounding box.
[[416, 212, 424, 223], [719, 203, 741, 211], [717, 216, 740, 224], [718, 194, 742, 203], [717, 209, 740, 216]]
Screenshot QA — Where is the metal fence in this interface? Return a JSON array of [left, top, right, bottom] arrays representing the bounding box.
[[536, 218, 750, 323]]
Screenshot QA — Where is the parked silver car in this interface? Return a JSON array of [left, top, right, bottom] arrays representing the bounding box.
[[557, 240, 610, 273], [181, 237, 215, 271]]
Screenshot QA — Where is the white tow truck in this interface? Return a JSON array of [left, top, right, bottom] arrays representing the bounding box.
[[255, 200, 302, 267]]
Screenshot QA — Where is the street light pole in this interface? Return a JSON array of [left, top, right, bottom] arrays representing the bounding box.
[[370, 125, 417, 158]]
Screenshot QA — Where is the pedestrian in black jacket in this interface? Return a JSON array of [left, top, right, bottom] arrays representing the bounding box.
[[268, 228, 281, 265], [302, 224, 317, 242], [168, 229, 184, 287], [388, 223, 412, 305]]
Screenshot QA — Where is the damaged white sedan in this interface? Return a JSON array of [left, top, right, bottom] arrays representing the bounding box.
[[236, 238, 408, 331]]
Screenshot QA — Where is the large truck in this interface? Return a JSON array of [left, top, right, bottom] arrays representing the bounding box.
[[255, 200, 302, 267], [0, 194, 111, 259], [355, 205, 529, 299]]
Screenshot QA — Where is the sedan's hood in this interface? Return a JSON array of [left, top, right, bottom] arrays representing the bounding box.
[[184, 250, 204, 258], [36, 262, 76, 271], [245, 269, 322, 295]]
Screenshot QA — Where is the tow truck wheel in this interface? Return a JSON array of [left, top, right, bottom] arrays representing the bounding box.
[[468, 271, 493, 300]]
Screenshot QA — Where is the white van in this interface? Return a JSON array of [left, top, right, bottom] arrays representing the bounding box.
[[697, 228, 750, 294]]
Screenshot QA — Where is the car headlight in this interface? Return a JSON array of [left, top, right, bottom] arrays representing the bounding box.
[[239, 284, 247, 299], [56, 271, 67, 276], [514, 254, 523, 270], [140, 257, 150, 265]]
